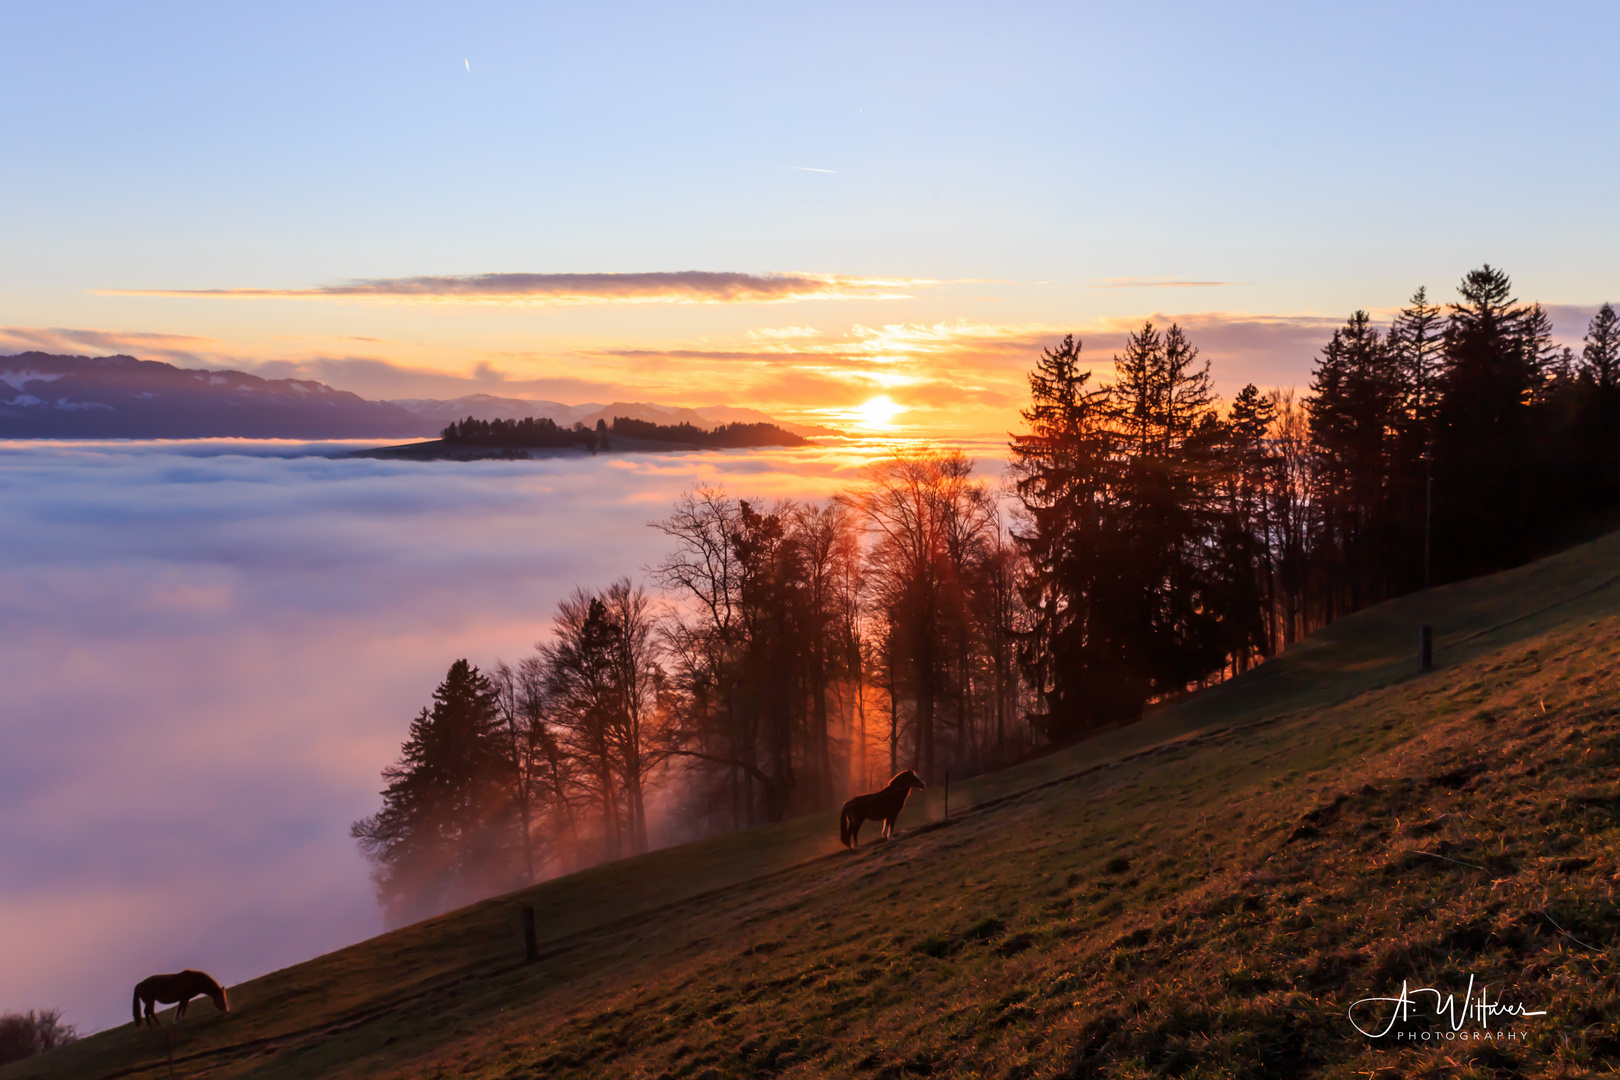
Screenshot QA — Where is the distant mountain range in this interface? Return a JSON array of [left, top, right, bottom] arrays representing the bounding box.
[[0, 353, 834, 440]]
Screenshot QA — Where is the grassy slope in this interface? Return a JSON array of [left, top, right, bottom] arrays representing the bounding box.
[[14, 533, 1620, 1080]]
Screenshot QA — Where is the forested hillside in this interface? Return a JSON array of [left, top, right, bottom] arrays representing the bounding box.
[[349, 267, 1620, 925]]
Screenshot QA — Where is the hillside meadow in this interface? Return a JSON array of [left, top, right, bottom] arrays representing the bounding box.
[[11, 529, 1620, 1080]]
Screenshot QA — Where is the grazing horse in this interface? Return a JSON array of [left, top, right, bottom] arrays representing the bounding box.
[[840, 769, 926, 849], [132, 970, 228, 1027]]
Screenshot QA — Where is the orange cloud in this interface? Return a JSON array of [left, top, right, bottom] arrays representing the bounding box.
[[100, 271, 934, 306]]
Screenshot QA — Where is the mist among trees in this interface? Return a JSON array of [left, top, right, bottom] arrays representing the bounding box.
[[355, 266, 1620, 921]]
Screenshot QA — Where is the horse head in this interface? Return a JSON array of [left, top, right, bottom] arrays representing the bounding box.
[[894, 768, 926, 790], [193, 972, 229, 1014]]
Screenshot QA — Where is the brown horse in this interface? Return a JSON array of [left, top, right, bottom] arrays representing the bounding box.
[[840, 769, 926, 849], [132, 970, 228, 1027]]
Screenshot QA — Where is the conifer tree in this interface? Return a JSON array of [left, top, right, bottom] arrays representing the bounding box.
[[1107, 322, 1230, 695], [1389, 287, 1445, 588], [1434, 265, 1537, 577], [1581, 303, 1620, 391], [1576, 303, 1620, 508], [1226, 384, 1278, 658], [1306, 311, 1403, 612], [1008, 335, 1118, 737], [351, 660, 509, 924]]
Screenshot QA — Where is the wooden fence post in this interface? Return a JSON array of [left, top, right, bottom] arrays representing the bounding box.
[[520, 905, 539, 964]]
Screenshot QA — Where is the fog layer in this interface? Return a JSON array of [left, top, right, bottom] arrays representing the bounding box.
[[0, 438, 944, 1032]]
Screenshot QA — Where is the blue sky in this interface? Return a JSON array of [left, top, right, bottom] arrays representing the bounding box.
[[4, 1, 1617, 430]]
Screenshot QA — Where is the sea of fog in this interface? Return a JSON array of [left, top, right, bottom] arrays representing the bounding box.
[[0, 436, 1005, 1033]]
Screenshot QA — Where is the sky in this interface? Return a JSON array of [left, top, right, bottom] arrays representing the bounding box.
[[4, 1, 1620, 434]]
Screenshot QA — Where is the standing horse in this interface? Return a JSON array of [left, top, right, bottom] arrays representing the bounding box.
[[132, 970, 229, 1027], [840, 769, 926, 849]]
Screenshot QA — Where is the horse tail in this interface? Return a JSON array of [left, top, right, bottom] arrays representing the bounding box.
[[839, 805, 853, 848], [132, 986, 141, 1027]]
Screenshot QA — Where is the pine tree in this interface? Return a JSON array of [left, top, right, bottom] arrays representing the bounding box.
[[1389, 287, 1445, 589], [1434, 265, 1538, 577], [1011, 326, 1242, 736], [1226, 384, 1278, 657], [1521, 303, 1565, 399], [1575, 303, 1620, 508], [1008, 335, 1120, 737], [351, 660, 510, 924], [1108, 322, 1230, 694], [1306, 311, 1403, 613], [1581, 303, 1620, 391]]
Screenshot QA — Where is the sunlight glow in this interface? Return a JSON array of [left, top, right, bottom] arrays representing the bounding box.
[[854, 395, 904, 430]]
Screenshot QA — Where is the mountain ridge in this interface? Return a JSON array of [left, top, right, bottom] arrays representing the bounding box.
[[0, 354, 834, 440]]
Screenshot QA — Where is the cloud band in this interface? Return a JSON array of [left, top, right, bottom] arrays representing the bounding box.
[[102, 271, 929, 305]]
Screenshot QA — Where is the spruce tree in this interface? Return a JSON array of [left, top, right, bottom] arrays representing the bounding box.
[[1434, 265, 1537, 577], [1008, 335, 1121, 737], [1390, 287, 1445, 588], [1226, 384, 1278, 657], [1306, 311, 1403, 612], [352, 659, 509, 923], [1576, 303, 1620, 507], [1581, 303, 1620, 391], [1108, 322, 1230, 696]]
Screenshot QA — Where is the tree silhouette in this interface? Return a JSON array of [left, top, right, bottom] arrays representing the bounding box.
[[1008, 335, 1115, 737], [1434, 265, 1540, 577], [1580, 303, 1620, 391], [0, 1010, 77, 1066], [351, 660, 509, 923]]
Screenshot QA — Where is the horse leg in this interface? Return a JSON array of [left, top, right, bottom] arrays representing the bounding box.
[[144, 998, 159, 1027], [177, 996, 191, 1022]]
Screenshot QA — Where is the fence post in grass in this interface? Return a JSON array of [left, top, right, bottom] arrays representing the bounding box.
[[1419, 625, 1433, 672], [520, 905, 539, 964]]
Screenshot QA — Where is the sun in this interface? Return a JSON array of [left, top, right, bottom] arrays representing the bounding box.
[[854, 395, 904, 429]]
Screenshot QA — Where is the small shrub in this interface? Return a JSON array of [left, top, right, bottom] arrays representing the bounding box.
[[0, 1009, 78, 1066]]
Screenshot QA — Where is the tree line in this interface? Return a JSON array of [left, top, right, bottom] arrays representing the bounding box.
[[357, 265, 1620, 922], [610, 417, 807, 447], [440, 414, 807, 451], [352, 456, 1026, 923], [1015, 266, 1617, 736], [440, 415, 599, 449]]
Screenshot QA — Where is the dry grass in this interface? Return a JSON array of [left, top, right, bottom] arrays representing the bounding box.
[[13, 533, 1620, 1080]]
